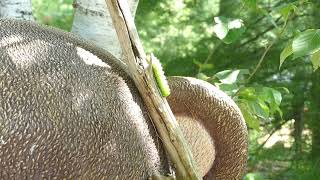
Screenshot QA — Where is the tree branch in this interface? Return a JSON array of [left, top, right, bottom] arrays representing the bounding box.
[[238, 17, 281, 48], [105, 1, 201, 179], [254, 120, 289, 153]]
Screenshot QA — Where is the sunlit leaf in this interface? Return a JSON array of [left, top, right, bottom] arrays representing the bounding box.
[[201, 63, 214, 69], [213, 17, 229, 39], [244, 172, 264, 180], [218, 83, 239, 96], [214, 70, 241, 84], [252, 100, 269, 119], [214, 69, 249, 84], [213, 17, 245, 44], [311, 50, 320, 70], [277, 87, 290, 94], [292, 29, 320, 58], [238, 86, 282, 119], [196, 73, 210, 81], [280, 41, 293, 68], [257, 87, 282, 105], [270, 88, 282, 106], [239, 103, 260, 131], [238, 87, 257, 100], [223, 25, 246, 44]]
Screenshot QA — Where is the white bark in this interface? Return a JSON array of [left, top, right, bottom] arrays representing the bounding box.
[[71, 0, 138, 59], [0, 0, 33, 20]]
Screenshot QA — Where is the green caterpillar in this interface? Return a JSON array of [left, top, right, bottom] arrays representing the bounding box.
[[149, 54, 171, 97]]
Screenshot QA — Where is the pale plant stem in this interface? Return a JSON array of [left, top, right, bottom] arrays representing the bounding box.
[[246, 18, 289, 83], [198, 41, 222, 74], [247, 41, 275, 82], [105, 1, 201, 179]]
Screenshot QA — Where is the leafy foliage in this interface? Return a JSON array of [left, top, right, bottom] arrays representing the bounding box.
[[135, 0, 320, 179], [32, 0, 74, 31], [280, 29, 320, 70], [212, 17, 246, 44]]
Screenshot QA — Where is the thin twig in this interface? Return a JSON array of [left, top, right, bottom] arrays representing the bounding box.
[[246, 15, 289, 83], [247, 41, 275, 82], [254, 120, 289, 153], [238, 17, 281, 48], [105, 1, 201, 179], [198, 41, 222, 74]]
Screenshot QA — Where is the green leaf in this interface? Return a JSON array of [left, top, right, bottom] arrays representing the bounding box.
[[278, 3, 297, 22], [270, 89, 282, 106], [241, 0, 257, 9], [238, 86, 282, 119], [244, 172, 264, 180], [252, 100, 269, 119], [196, 73, 210, 81], [213, 17, 246, 44], [292, 29, 320, 58], [257, 87, 282, 106], [239, 103, 260, 131], [275, 106, 283, 119], [214, 70, 241, 84], [218, 83, 239, 96], [277, 87, 290, 94], [214, 69, 249, 85], [193, 60, 202, 68], [223, 20, 246, 44], [201, 63, 214, 70], [213, 17, 229, 39], [223, 28, 246, 44], [193, 60, 214, 70], [280, 41, 293, 68], [256, 87, 282, 117], [311, 50, 320, 70], [238, 87, 257, 100]]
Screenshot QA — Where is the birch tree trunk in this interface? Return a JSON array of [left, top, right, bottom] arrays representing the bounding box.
[[71, 0, 138, 59], [0, 0, 34, 20]]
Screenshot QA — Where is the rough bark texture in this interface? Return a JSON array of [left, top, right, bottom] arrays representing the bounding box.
[[0, 0, 33, 20], [71, 0, 138, 59], [0, 19, 247, 179]]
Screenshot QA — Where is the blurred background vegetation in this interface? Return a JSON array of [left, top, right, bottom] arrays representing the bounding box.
[[32, 0, 320, 179]]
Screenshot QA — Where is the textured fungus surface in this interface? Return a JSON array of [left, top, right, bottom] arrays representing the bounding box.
[[0, 19, 247, 179], [167, 77, 248, 179]]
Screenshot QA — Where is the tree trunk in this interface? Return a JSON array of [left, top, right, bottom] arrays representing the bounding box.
[[310, 71, 320, 161], [291, 73, 308, 157], [71, 0, 138, 59], [293, 100, 304, 156], [0, 0, 33, 20], [310, 1, 320, 162]]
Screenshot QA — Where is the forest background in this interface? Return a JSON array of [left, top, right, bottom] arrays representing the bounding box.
[[31, 0, 320, 179]]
